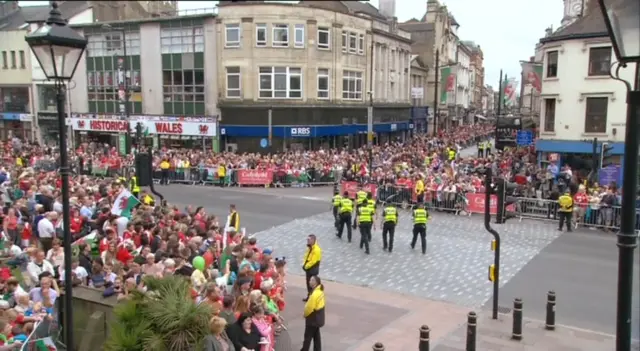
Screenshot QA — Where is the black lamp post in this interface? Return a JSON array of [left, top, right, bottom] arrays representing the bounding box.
[[25, 2, 87, 349], [597, 0, 639, 350]]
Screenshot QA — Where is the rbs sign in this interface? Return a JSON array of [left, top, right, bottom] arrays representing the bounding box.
[[290, 127, 311, 137]]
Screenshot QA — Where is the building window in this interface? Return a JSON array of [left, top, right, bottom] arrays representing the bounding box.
[[38, 85, 58, 112], [256, 23, 267, 47], [162, 69, 205, 103], [317, 27, 330, 50], [584, 97, 608, 133], [18, 50, 25, 69], [87, 31, 142, 57], [225, 24, 241, 48], [226, 66, 241, 98], [1, 87, 29, 112], [259, 66, 302, 99], [348, 32, 357, 54], [588, 47, 611, 76], [317, 68, 329, 99], [1, 51, 7, 69], [273, 24, 290, 47], [160, 27, 204, 53], [546, 51, 558, 78], [342, 70, 363, 100], [10, 51, 16, 69], [341, 31, 347, 52], [294, 24, 305, 48], [543, 99, 556, 132], [358, 34, 365, 55]]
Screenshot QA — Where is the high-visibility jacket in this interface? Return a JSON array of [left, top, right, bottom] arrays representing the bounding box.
[[130, 176, 140, 193], [448, 150, 455, 160], [558, 194, 574, 212], [367, 199, 376, 210], [384, 206, 397, 223], [356, 190, 367, 205], [160, 161, 170, 170], [339, 198, 353, 214], [332, 194, 342, 207], [413, 208, 428, 224], [358, 206, 373, 223]]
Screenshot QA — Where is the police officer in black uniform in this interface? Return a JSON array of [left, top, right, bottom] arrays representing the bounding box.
[[337, 192, 354, 242], [557, 190, 574, 232], [366, 192, 376, 242], [411, 203, 429, 254], [357, 202, 374, 254], [381, 203, 398, 252]]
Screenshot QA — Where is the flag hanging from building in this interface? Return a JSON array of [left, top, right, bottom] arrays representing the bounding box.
[[439, 67, 455, 105], [503, 78, 518, 107], [521, 61, 543, 92]]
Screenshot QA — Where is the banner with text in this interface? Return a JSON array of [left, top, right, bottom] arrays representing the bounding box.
[[237, 170, 274, 185], [69, 118, 217, 137]]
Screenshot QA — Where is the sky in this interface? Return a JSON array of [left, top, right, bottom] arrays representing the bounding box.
[[21, 0, 564, 91]]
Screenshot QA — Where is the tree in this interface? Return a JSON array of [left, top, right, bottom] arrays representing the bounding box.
[[105, 275, 212, 351]]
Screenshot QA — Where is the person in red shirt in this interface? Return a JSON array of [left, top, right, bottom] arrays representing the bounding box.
[[99, 229, 120, 253], [573, 186, 589, 228], [69, 208, 84, 238]]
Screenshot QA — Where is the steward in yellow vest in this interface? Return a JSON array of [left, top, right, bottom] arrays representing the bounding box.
[[411, 203, 429, 254], [382, 205, 397, 252], [130, 175, 140, 198], [357, 205, 374, 254], [331, 191, 342, 226], [336, 192, 353, 242], [557, 191, 574, 232]]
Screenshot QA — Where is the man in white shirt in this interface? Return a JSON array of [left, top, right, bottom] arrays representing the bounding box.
[[37, 212, 56, 252], [59, 257, 88, 286], [26, 249, 55, 284]]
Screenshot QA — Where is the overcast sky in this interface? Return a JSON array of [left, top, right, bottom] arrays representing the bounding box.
[[21, 0, 563, 91]]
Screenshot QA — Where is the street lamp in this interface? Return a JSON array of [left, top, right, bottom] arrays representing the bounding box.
[[597, 0, 639, 350], [25, 2, 87, 349]]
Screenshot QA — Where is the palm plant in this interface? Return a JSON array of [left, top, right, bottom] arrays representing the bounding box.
[[104, 275, 212, 351]]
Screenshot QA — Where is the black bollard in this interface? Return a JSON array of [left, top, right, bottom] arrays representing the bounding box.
[[545, 291, 556, 330], [512, 298, 523, 341], [419, 325, 430, 351], [372, 342, 385, 351], [466, 311, 477, 351]]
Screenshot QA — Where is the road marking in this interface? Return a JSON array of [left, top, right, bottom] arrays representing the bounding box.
[[300, 196, 324, 201]]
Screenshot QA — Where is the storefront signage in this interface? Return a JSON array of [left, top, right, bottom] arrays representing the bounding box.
[[1, 113, 31, 121], [68, 118, 217, 137], [290, 127, 311, 137], [69, 113, 218, 122]]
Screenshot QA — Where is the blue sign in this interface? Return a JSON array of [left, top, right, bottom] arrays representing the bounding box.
[[599, 165, 621, 186], [259, 138, 268, 148], [1, 113, 26, 121], [219, 122, 411, 138], [290, 127, 312, 137], [516, 130, 533, 146]]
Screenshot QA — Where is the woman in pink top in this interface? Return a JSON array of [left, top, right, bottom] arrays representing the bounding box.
[[251, 305, 274, 351], [3, 208, 19, 246]]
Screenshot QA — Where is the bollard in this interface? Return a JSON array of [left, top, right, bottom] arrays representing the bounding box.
[[372, 342, 385, 351], [512, 298, 523, 341], [419, 325, 430, 351], [545, 290, 556, 330], [466, 311, 477, 351]]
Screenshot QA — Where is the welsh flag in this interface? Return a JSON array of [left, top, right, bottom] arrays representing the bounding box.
[[111, 189, 140, 219], [521, 61, 543, 92], [33, 337, 57, 350], [72, 230, 98, 247]]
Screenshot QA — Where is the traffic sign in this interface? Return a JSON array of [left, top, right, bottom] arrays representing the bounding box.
[[260, 138, 268, 148], [516, 130, 533, 146]]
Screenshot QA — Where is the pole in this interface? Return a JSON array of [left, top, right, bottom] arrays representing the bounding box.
[[433, 49, 439, 135], [484, 167, 501, 319], [495, 70, 503, 147], [56, 81, 74, 349], [367, 92, 373, 172], [268, 108, 273, 153], [615, 63, 639, 351]]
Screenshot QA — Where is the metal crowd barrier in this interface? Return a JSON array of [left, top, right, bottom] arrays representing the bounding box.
[[150, 167, 338, 187]]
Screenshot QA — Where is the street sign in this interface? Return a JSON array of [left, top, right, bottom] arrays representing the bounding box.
[[260, 138, 268, 148], [516, 130, 533, 146]]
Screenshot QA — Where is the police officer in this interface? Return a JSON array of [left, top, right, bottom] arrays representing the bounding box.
[[366, 192, 376, 242], [337, 192, 354, 242], [331, 190, 343, 229], [381, 203, 398, 252], [485, 140, 492, 158], [477, 140, 485, 158], [353, 188, 368, 228], [411, 203, 429, 254], [557, 190, 574, 232], [357, 202, 374, 254], [130, 174, 140, 199]]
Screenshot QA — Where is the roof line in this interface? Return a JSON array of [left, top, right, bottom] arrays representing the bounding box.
[[539, 32, 608, 45]]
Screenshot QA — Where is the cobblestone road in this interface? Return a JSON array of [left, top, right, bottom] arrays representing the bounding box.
[[254, 211, 562, 308]]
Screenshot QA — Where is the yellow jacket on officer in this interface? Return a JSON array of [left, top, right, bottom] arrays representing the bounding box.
[[558, 192, 573, 212]]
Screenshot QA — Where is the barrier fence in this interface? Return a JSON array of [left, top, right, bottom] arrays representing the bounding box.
[[150, 168, 339, 187], [340, 182, 636, 231]]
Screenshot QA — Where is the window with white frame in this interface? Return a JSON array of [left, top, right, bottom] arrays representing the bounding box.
[[349, 32, 357, 53], [87, 32, 142, 57], [342, 70, 362, 100], [225, 24, 240, 48], [294, 24, 305, 48], [226, 66, 241, 98], [341, 31, 347, 52], [317, 27, 330, 50], [273, 24, 289, 47], [256, 23, 267, 47], [159, 27, 204, 54], [358, 34, 365, 55], [317, 68, 329, 99], [259, 67, 302, 98]]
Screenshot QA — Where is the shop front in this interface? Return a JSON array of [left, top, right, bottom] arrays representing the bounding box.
[[1, 113, 33, 140], [68, 114, 219, 154], [219, 105, 412, 152], [37, 112, 67, 144]]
